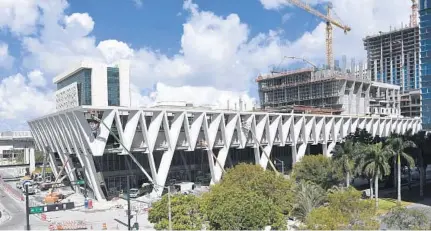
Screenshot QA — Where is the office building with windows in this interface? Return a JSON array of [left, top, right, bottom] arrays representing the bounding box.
[[421, 0, 431, 129], [54, 60, 131, 111]]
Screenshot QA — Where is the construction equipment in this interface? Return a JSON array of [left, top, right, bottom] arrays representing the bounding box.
[[286, 0, 351, 69], [410, 0, 418, 27], [42, 157, 73, 203]]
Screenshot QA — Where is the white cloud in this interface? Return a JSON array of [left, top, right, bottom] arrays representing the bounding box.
[[28, 70, 47, 88], [259, 0, 411, 61], [97, 40, 134, 64], [133, 0, 143, 8], [0, 43, 14, 69], [0, 0, 414, 130], [281, 13, 292, 24], [0, 0, 40, 35], [131, 82, 257, 110], [0, 73, 54, 124], [64, 13, 95, 37]]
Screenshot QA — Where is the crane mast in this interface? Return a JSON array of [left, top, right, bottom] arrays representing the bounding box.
[[286, 0, 351, 69]]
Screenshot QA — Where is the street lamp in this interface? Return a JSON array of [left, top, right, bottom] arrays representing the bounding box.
[[241, 121, 279, 174], [152, 184, 173, 231], [273, 158, 285, 175]]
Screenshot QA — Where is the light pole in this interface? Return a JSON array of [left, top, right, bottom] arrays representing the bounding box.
[[127, 175, 131, 231], [25, 184, 30, 230], [167, 186, 172, 231], [153, 184, 172, 231], [241, 121, 279, 174], [273, 158, 285, 175]]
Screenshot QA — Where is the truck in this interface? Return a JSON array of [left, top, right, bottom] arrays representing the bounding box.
[[173, 182, 195, 194], [21, 181, 36, 195]]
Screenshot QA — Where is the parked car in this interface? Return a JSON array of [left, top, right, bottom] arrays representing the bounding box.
[[129, 188, 141, 198]]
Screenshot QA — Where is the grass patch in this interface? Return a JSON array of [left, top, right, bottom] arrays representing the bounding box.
[[33, 166, 52, 173], [375, 198, 411, 215]]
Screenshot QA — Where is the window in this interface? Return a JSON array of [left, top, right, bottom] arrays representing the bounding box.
[[57, 69, 92, 105], [107, 67, 120, 106]]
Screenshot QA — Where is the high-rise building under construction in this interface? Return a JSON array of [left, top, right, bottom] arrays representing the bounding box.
[[363, 25, 420, 118], [257, 67, 401, 117], [420, 0, 431, 129]]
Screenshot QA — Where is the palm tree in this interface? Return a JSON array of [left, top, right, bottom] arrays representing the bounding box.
[[291, 180, 327, 221], [356, 143, 391, 207], [408, 131, 431, 197], [353, 143, 373, 198], [332, 140, 355, 187], [386, 136, 415, 203]]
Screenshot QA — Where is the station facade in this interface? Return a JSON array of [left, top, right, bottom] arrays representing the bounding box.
[[28, 106, 421, 201]]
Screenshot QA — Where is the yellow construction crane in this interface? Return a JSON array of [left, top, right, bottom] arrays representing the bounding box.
[[286, 0, 351, 69]]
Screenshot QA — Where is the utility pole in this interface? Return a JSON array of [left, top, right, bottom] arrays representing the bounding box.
[[167, 186, 172, 231], [127, 175, 131, 231], [25, 184, 30, 230], [83, 167, 87, 198]]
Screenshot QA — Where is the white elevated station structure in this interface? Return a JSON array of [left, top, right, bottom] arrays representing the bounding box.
[[28, 106, 421, 201]]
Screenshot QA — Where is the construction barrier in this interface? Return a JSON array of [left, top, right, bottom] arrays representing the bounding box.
[[0, 176, 24, 201], [50, 220, 87, 230], [41, 214, 46, 221], [102, 223, 107, 230]]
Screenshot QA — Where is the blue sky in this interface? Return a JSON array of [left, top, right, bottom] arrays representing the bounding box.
[[0, 0, 412, 130], [65, 0, 321, 55]]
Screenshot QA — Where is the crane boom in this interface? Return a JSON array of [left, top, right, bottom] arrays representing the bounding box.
[[286, 0, 350, 31], [285, 0, 351, 69]]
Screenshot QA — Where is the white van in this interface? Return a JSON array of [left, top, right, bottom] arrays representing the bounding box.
[[173, 182, 195, 194]]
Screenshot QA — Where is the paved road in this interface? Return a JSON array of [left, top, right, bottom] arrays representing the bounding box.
[[0, 170, 48, 230]]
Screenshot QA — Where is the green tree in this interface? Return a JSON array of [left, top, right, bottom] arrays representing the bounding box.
[[355, 143, 391, 207], [35, 151, 45, 163], [346, 128, 374, 144], [148, 194, 204, 230], [292, 155, 341, 189], [386, 136, 415, 203], [407, 131, 431, 197], [291, 180, 326, 221], [332, 140, 355, 187], [199, 164, 295, 230], [203, 185, 285, 230], [383, 206, 430, 230], [218, 163, 295, 215], [305, 187, 379, 230]]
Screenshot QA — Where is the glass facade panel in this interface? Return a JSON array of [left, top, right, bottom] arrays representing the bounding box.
[[421, 4, 431, 129], [57, 68, 92, 105], [107, 67, 120, 106]]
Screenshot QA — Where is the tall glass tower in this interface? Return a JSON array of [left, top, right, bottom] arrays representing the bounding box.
[[420, 0, 431, 129]]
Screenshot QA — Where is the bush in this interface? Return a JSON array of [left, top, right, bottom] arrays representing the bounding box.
[[148, 194, 203, 230], [292, 155, 342, 189], [219, 163, 295, 214], [383, 206, 430, 230], [203, 186, 285, 230], [305, 187, 379, 230]]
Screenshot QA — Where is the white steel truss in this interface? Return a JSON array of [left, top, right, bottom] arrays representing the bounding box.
[[28, 106, 421, 201]]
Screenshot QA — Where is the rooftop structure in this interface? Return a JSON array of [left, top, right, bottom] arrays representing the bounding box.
[[54, 60, 131, 111], [28, 106, 420, 201], [257, 68, 401, 117]]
